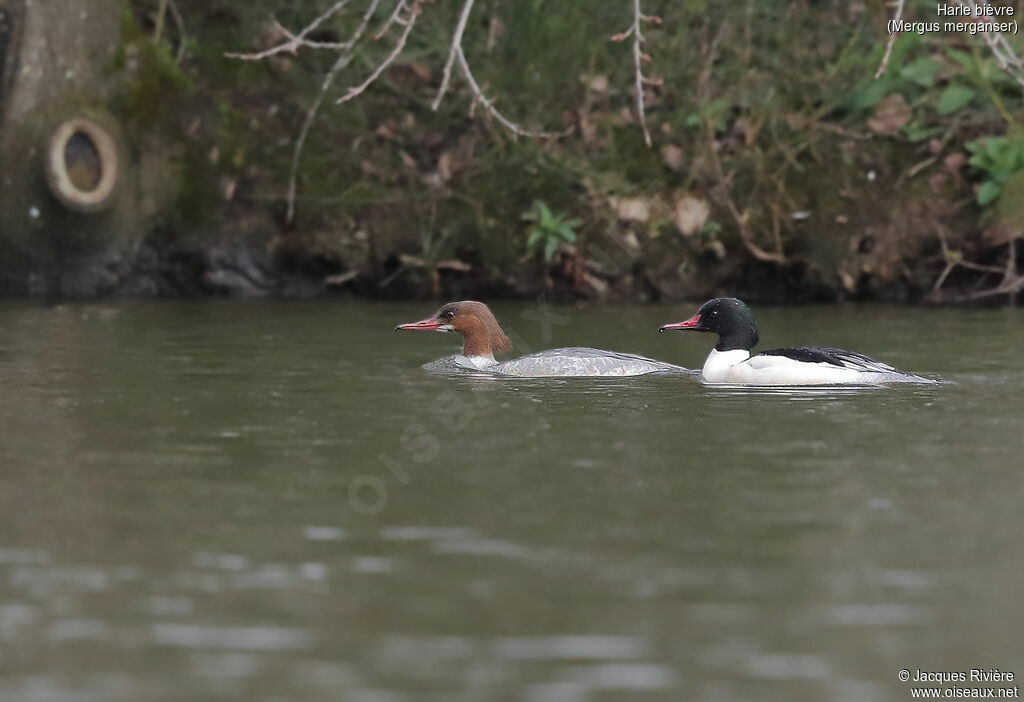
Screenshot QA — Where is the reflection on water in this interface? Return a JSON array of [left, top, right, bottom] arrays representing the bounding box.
[[0, 301, 1022, 702]]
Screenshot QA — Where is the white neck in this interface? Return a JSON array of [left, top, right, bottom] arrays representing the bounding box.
[[701, 348, 750, 383]]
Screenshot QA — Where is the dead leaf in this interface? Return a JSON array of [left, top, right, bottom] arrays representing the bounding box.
[[437, 153, 452, 181], [614, 106, 634, 126], [406, 60, 432, 83], [673, 195, 710, 236], [614, 197, 650, 223], [943, 152, 966, 171], [219, 176, 236, 202], [784, 112, 806, 131], [325, 271, 360, 286], [583, 74, 608, 94], [580, 113, 600, 148], [375, 123, 398, 140], [436, 259, 472, 272], [704, 238, 726, 259], [867, 94, 911, 136], [582, 271, 609, 296], [661, 144, 684, 172]]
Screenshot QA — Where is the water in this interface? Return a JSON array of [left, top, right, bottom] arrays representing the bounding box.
[[0, 300, 1022, 702]]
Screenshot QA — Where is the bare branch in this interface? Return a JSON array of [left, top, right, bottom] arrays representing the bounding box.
[[373, 0, 408, 40], [431, 0, 476, 110], [285, 0, 383, 223], [167, 0, 188, 63], [226, 0, 354, 61], [154, 0, 169, 44], [616, 0, 659, 147], [875, 0, 905, 79], [269, 16, 349, 51], [455, 47, 572, 139], [336, 1, 419, 104]]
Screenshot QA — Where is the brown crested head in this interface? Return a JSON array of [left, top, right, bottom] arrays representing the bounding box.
[[395, 300, 511, 357]]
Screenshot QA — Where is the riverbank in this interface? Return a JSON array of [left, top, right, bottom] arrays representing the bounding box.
[[2, 0, 1021, 303]]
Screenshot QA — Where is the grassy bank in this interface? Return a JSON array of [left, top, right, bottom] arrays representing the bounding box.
[[131, 0, 1023, 303]]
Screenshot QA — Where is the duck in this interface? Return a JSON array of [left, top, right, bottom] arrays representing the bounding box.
[[396, 301, 688, 377], [658, 297, 936, 385]]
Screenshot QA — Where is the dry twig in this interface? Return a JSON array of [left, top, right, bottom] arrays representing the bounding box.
[[612, 0, 661, 147], [455, 47, 572, 139], [374, 0, 409, 40], [432, 0, 476, 110], [226, 0, 355, 60], [284, 0, 384, 223], [875, 0, 905, 79], [337, 1, 420, 104]]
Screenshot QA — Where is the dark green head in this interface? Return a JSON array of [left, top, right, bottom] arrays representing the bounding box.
[[659, 297, 760, 351]]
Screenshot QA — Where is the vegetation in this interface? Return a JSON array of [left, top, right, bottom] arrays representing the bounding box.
[[122, 0, 1024, 302], [522, 201, 580, 263]]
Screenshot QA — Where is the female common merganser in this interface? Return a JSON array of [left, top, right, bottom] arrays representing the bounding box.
[[396, 301, 688, 377], [659, 297, 935, 385]]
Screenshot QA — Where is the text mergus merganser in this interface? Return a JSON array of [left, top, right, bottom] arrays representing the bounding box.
[[659, 297, 936, 385], [396, 301, 688, 377]]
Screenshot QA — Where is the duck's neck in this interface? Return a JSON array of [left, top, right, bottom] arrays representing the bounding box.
[[460, 319, 495, 358]]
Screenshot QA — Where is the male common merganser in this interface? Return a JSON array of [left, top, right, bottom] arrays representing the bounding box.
[[658, 297, 936, 385], [396, 301, 688, 377]]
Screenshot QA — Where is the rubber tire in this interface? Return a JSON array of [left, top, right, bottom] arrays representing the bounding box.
[[45, 116, 120, 214]]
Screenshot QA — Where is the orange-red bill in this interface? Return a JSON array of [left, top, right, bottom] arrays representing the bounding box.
[[658, 314, 701, 332], [395, 317, 442, 331]]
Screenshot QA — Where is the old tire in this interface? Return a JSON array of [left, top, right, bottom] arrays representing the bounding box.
[[44, 116, 120, 214]]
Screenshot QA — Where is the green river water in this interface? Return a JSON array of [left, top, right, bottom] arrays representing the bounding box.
[[0, 300, 1022, 701]]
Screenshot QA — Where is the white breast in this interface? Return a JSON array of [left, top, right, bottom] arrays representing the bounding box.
[[455, 354, 498, 370], [701, 349, 751, 383]]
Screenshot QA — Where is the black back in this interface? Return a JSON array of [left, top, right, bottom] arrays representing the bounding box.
[[758, 345, 897, 372]]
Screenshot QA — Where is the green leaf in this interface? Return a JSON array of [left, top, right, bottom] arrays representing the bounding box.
[[526, 228, 544, 248], [706, 98, 729, 116], [543, 237, 559, 262], [537, 201, 554, 228], [563, 218, 583, 228], [985, 137, 1005, 162], [900, 57, 940, 88], [902, 123, 942, 143], [557, 226, 577, 242], [937, 84, 975, 116], [852, 79, 888, 111], [977, 180, 1001, 206], [946, 49, 975, 74]]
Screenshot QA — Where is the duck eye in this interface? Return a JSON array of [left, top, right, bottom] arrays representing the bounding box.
[[443, 310, 454, 319]]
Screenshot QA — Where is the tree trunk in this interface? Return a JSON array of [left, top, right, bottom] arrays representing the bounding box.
[[0, 0, 141, 296]]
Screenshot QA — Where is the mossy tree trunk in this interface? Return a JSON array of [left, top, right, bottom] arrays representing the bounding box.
[[0, 0, 139, 295]]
